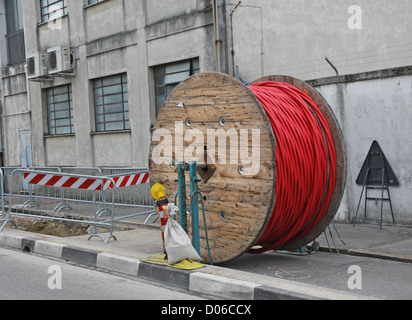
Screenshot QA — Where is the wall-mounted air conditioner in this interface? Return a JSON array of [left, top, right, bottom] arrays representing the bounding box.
[[47, 46, 72, 75], [26, 52, 48, 79]]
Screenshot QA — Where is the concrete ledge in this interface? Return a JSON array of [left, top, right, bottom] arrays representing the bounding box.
[[190, 272, 257, 300], [0, 233, 23, 249], [97, 252, 139, 277], [254, 285, 321, 301], [138, 262, 192, 290], [61, 246, 100, 267], [346, 248, 412, 264], [307, 65, 412, 87], [34, 240, 65, 258]]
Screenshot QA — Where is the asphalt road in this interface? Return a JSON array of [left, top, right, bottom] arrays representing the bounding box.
[[0, 247, 204, 300], [221, 250, 412, 300]]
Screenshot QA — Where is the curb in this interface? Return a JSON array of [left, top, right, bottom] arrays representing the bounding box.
[[319, 246, 412, 264], [0, 233, 375, 300]]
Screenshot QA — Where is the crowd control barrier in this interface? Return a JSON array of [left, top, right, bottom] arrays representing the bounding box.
[[0, 168, 156, 243]]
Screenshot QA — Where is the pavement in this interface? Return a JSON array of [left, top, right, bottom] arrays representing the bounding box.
[[1, 219, 411, 300]]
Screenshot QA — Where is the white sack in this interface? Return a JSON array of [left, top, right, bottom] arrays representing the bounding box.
[[164, 218, 201, 265]]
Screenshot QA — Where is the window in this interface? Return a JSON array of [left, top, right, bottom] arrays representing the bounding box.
[[93, 74, 129, 133], [5, 0, 25, 65], [41, 0, 68, 23], [88, 0, 105, 5], [154, 58, 200, 116], [46, 84, 74, 136], [5, 0, 24, 34]]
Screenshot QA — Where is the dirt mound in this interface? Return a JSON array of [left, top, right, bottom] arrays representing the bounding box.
[[7, 218, 90, 237]]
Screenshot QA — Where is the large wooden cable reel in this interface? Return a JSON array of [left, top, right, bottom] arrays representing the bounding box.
[[149, 72, 346, 264]]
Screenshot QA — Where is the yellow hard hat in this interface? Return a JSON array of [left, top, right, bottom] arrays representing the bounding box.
[[151, 183, 166, 200]]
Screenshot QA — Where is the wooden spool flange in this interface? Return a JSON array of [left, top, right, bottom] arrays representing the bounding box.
[[149, 72, 346, 264]]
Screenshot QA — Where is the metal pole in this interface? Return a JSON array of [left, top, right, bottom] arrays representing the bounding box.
[[177, 162, 188, 233], [0, 169, 4, 221], [189, 162, 200, 255]]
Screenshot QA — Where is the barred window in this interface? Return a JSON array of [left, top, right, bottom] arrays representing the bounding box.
[[46, 84, 74, 136], [41, 0, 68, 23], [154, 58, 200, 117], [93, 74, 130, 133]]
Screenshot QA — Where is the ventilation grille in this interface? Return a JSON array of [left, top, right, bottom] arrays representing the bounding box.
[[48, 51, 57, 72], [26, 52, 48, 79], [47, 46, 72, 74], [27, 57, 36, 76]]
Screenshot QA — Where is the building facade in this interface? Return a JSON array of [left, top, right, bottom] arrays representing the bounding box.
[[0, 0, 411, 224]]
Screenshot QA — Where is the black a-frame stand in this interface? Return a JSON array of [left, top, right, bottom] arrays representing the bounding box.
[[353, 141, 398, 230]]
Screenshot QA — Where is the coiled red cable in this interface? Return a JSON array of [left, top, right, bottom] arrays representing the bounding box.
[[247, 82, 336, 253]]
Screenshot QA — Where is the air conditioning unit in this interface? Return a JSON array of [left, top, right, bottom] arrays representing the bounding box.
[[47, 46, 72, 75], [26, 52, 48, 79]]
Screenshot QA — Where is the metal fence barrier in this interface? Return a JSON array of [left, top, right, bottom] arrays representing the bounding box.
[[0, 167, 157, 243], [0, 169, 7, 230]]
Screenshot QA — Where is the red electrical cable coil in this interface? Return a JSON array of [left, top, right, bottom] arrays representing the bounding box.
[[247, 82, 337, 253]]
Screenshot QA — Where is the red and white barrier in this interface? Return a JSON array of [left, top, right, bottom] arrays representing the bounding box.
[[103, 172, 150, 189], [23, 172, 150, 191]]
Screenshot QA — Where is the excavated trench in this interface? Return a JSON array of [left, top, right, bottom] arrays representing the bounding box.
[[6, 217, 135, 237], [7, 218, 92, 237]]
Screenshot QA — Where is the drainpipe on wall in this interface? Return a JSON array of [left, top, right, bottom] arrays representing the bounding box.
[[24, 63, 33, 169], [212, 0, 222, 73], [230, 1, 241, 78]]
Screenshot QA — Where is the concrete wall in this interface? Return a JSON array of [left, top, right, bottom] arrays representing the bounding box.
[[9, 0, 217, 168], [0, 64, 30, 167], [309, 67, 412, 225], [228, 0, 412, 83], [145, 0, 210, 25]]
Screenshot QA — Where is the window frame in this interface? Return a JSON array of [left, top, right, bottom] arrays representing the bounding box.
[[87, 0, 105, 6], [154, 58, 200, 117], [40, 0, 68, 24], [5, 0, 24, 34], [92, 73, 130, 133], [45, 84, 75, 136]]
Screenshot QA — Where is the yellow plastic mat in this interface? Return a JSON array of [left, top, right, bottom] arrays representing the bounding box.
[[141, 253, 205, 270]]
